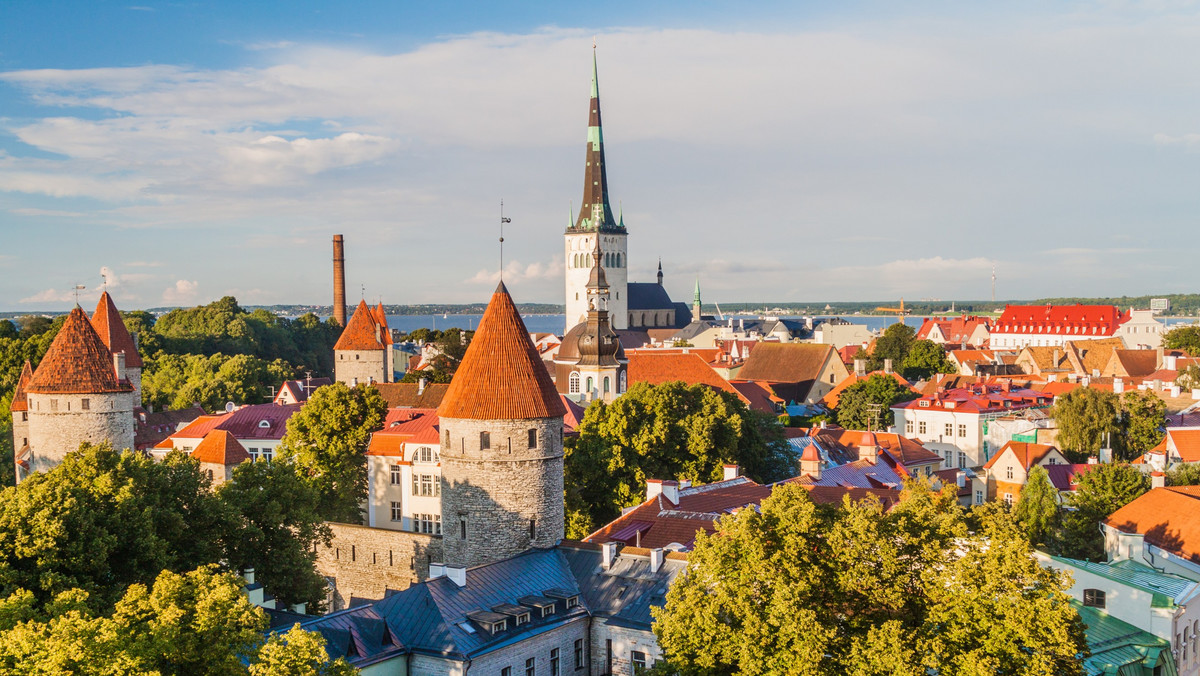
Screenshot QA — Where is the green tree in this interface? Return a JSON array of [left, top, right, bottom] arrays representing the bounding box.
[[400, 328, 474, 384], [142, 352, 295, 411], [833, 373, 918, 431], [277, 382, 388, 523], [900, 339, 955, 381], [250, 624, 357, 676], [1178, 364, 1200, 391], [1163, 325, 1200, 355], [1050, 388, 1120, 460], [869, 322, 916, 371], [218, 460, 333, 610], [652, 482, 1087, 675], [1119, 390, 1165, 460], [1167, 463, 1200, 486], [563, 382, 793, 538], [1060, 462, 1149, 561], [1013, 466, 1060, 549]]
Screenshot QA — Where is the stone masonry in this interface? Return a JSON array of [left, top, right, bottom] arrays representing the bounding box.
[[26, 390, 134, 474], [334, 349, 388, 387], [440, 415, 565, 569], [315, 522, 442, 612]]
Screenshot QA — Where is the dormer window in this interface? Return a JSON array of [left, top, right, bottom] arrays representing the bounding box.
[[258, 420, 271, 429], [919, 400, 931, 407], [541, 605, 555, 617]]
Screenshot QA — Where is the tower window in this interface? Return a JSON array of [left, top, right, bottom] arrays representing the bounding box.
[[529, 518, 536, 540], [586, 377, 594, 392], [528, 429, 537, 449], [569, 372, 581, 394], [480, 431, 490, 450], [459, 515, 467, 540], [80, 398, 89, 411], [603, 377, 610, 394]]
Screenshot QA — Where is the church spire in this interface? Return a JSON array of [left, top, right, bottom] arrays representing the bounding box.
[[693, 278, 702, 321], [572, 48, 620, 233]]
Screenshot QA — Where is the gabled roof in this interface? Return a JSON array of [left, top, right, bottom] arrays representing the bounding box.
[[981, 441, 1061, 470], [27, 307, 132, 395], [335, 300, 388, 351], [90, 291, 142, 368], [190, 430, 251, 465], [134, 406, 205, 451], [368, 408, 440, 456], [1109, 349, 1159, 378], [1105, 486, 1200, 564], [1164, 429, 1200, 463], [820, 371, 912, 409], [9, 360, 33, 412], [1042, 463, 1097, 491], [916, 316, 990, 344], [736, 342, 834, 384], [437, 283, 566, 421], [160, 404, 300, 444], [627, 352, 744, 401], [275, 378, 332, 404], [1074, 602, 1174, 676]]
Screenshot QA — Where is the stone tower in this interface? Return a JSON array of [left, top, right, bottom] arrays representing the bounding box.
[[9, 361, 32, 482], [90, 291, 143, 406], [438, 282, 567, 569], [23, 307, 136, 477], [565, 49, 628, 332], [333, 300, 393, 386]]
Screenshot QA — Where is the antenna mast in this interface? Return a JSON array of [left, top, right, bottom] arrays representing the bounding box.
[[499, 199, 511, 280]]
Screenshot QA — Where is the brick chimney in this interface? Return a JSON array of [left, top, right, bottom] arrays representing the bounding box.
[[332, 234, 347, 327]]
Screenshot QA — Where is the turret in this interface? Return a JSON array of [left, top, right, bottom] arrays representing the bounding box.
[[333, 300, 391, 386], [90, 291, 143, 406]]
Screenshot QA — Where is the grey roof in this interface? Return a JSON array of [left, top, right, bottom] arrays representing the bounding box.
[[627, 283, 675, 311], [672, 320, 719, 341]]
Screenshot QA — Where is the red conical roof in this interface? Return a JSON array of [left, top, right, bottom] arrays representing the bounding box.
[[438, 282, 566, 420], [91, 291, 142, 368], [190, 430, 251, 465], [334, 300, 386, 351], [27, 307, 132, 395], [10, 361, 33, 412]]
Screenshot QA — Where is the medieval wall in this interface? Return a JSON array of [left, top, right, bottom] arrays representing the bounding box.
[[335, 349, 388, 387], [439, 416, 565, 569], [26, 391, 134, 474], [315, 522, 442, 612]]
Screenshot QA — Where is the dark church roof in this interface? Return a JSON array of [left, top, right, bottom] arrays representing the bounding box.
[[627, 283, 673, 310]]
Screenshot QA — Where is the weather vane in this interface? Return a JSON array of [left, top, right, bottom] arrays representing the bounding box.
[[101, 271, 108, 291], [73, 284, 86, 305], [499, 199, 511, 281]]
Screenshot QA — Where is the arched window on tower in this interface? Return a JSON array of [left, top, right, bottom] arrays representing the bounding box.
[[603, 377, 610, 394], [619, 371, 627, 393], [586, 377, 594, 393], [569, 372, 580, 394]]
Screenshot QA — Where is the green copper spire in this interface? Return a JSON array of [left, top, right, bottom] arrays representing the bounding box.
[[694, 278, 701, 305], [571, 47, 619, 233]]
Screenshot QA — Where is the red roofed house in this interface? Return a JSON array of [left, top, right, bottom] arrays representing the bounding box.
[[21, 307, 136, 479], [190, 429, 251, 486], [892, 381, 1053, 470], [334, 300, 394, 386], [627, 351, 746, 402], [735, 342, 850, 406], [274, 377, 333, 405], [991, 304, 1131, 350], [1133, 429, 1200, 472], [153, 402, 301, 463], [1104, 486, 1200, 581], [915, 315, 991, 347], [820, 371, 914, 410], [366, 408, 443, 533], [979, 440, 1071, 506]]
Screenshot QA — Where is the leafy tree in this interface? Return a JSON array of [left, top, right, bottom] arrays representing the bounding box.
[[0, 321, 16, 341], [1163, 325, 1200, 355], [1060, 462, 1149, 561], [0, 394, 13, 488], [277, 382, 388, 523], [1119, 390, 1165, 460], [399, 328, 474, 384], [652, 482, 1087, 675], [1050, 388, 1120, 460], [1167, 463, 1200, 486], [219, 460, 332, 610], [142, 352, 295, 411], [834, 373, 918, 431], [869, 322, 916, 371], [15, 315, 53, 339], [563, 381, 793, 538], [250, 624, 357, 676], [1014, 466, 1060, 548], [900, 339, 955, 381], [1179, 364, 1200, 391]]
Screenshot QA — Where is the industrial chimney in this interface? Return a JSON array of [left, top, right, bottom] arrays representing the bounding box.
[[332, 234, 347, 327]]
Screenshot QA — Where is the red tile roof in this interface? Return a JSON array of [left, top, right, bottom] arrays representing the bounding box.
[[437, 282, 566, 420], [1166, 429, 1200, 463], [896, 382, 1050, 415], [164, 414, 225, 443], [628, 352, 744, 400], [90, 291, 142, 368], [820, 371, 913, 409], [160, 403, 300, 445], [372, 382, 450, 409], [728, 380, 780, 414], [334, 300, 387, 351], [1105, 486, 1200, 564], [915, 315, 990, 344], [981, 441, 1060, 470], [736, 342, 835, 384], [560, 395, 586, 433], [994, 304, 1128, 336], [9, 361, 33, 412], [368, 408, 440, 456], [190, 430, 251, 465], [27, 307, 132, 395]]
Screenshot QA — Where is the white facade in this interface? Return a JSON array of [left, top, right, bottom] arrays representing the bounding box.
[[991, 330, 1120, 350], [892, 406, 988, 469], [565, 231, 627, 331], [1115, 309, 1166, 349], [811, 322, 875, 349], [366, 441, 442, 534]]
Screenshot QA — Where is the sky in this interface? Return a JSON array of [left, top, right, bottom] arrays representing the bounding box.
[[1, 1, 1199, 312]]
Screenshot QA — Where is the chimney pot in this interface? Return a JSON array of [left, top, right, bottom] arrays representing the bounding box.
[[601, 541, 618, 569], [650, 548, 665, 573], [1151, 471, 1165, 489], [723, 464, 739, 481], [446, 565, 466, 588]]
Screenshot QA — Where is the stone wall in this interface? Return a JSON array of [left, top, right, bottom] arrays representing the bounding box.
[[335, 349, 388, 387], [26, 391, 134, 474], [126, 367, 143, 408], [439, 416, 565, 569], [315, 522, 442, 612], [591, 619, 662, 675], [469, 615, 589, 676]]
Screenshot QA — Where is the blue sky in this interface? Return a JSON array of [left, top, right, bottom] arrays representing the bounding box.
[[1, 1, 1198, 311]]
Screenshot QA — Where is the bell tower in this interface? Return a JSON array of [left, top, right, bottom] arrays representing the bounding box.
[[565, 48, 628, 331], [574, 237, 626, 401]]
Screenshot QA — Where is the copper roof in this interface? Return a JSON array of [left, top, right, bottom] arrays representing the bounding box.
[[437, 283, 566, 420], [190, 430, 251, 465], [26, 307, 133, 395], [334, 300, 387, 351], [90, 291, 142, 368], [10, 360, 33, 412]]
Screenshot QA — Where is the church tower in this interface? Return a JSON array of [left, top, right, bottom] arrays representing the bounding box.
[[555, 237, 627, 401], [91, 291, 143, 406], [565, 49, 628, 331], [438, 282, 567, 569]]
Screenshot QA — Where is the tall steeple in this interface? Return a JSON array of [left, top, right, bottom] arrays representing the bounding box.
[[693, 278, 703, 321], [571, 48, 621, 233], [657, 258, 663, 286]]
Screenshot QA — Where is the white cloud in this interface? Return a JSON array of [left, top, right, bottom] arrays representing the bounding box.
[[1153, 132, 1200, 149], [221, 132, 396, 185], [8, 207, 88, 217], [162, 279, 200, 305], [467, 258, 565, 285]]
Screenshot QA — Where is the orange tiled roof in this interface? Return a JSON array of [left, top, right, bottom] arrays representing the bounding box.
[[820, 371, 912, 409], [437, 282, 566, 420], [26, 307, 132, 395], [90, 291, 143, 368], [1105, 486, 1200, 564], [982, 441, 1059, 470], [334, 300, 387, 351], [628, 352, 745, 400], [1167, 429, 1200, 463], [190, 430, 251, 465], [10, 361, 33, 412]]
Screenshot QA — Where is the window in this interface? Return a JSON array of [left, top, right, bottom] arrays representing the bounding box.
[[413, 474, 438, 497], [586, 377, 594, 392], [945, 423, 953, 437], [413, 514, 441, 534], [603, 376, 610, 393], [566, 596, 578, 609], [631, 651, 647, 674], [80, 398, 90, 411], [569, 372, 581, 394], [1004, 493, 1013, 506], [49, 399, 58, 412], [550, 648, 560, 676], [416, 446, 435, 463], [248, 448, 259, 461], [529, 518, 536, 540], [502, 667, 512, 676], [1006, 466, 1013, 480], [460, 515, 467, 540], [619, 371, 627, 393], [480, 431, 490, 450], [528, 429, 538, 449], [526, 657, 535, 676], [1083, 589, 1106, 609], [391, 501, 402, 521], [390, 464, 402, 485], [541, 604, 555, 618], [906, 420, 914, 434], [944, 451, 953, 466], [918, 421, 927, 435], [958, 424, 967, 437], [575, 639, 585, 669], [958, 452, 967, 469], [975, 490, 984, 505]]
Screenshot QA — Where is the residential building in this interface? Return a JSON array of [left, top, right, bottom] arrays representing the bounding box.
[[365, 408, 442, 533], [190, 429, 252, 486], [1074, 602, 1180, 676], [627, 351, 747, 403], [333, 300, 394, 386], [1104, 486, 1200, 581], [979, 441, 1072, 505], [1116, 309, 1168, 350], [811, 318, 875, 349], [735, 342, 850, 405], [1134, 430, 1200, 471], [372, 380, 450, 409], [990, 304, 1130, 350], [273, 377, 332, 405], [790, 428, 944, 480], [132, 406, 205, 452], [819, 369, 914, 410], [915, 315, 991, 347], [153, 402, 300, 463]]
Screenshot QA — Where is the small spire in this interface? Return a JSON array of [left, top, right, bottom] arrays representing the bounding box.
[[694, 278, 701, 304]]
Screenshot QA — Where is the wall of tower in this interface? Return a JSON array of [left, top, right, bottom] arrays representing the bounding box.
[[439, 416, 565, 569], [126, 367, 142, 408], [334, 349, 388, 386], [25, 391, 135, 474], [10, 412, 29, 453], [564, 231, 628, 331]]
